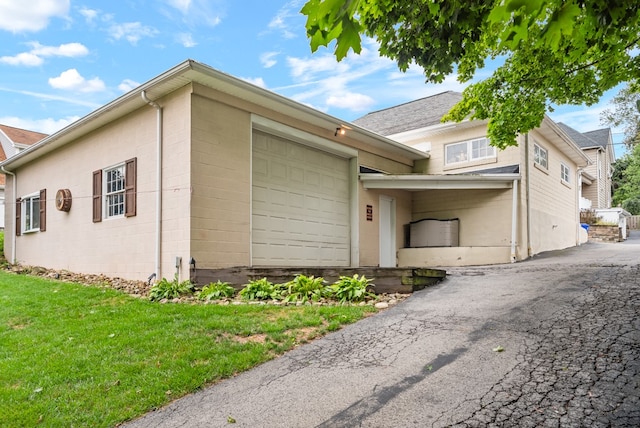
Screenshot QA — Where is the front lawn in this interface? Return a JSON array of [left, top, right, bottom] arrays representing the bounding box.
[[0, 272, 375, 427]]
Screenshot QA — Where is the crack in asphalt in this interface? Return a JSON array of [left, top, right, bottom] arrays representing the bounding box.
[[438, 265, 640, 427], [315, 347, 469, 428]]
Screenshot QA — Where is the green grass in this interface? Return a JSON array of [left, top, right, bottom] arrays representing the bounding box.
[[0, 271, 375, 427]]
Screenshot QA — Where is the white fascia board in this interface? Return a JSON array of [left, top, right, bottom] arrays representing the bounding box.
[[386, 119, 478, 142], [359, 173, 520, 190], [543, 116, 591, 166], [252, 115, 358, 158]]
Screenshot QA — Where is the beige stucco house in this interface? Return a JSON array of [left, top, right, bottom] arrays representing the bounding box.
[[0, 63, 591, 283], [1, 60, 429, 283], [353, 91, 591, 266]]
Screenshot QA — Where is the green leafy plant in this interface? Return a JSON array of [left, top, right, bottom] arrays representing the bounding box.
[[330, 274, 375, 303], [149, 274, 194, 301], [239, 277, 279, 300], [282, 274, 329, 303], [199, 280, 236, 301]]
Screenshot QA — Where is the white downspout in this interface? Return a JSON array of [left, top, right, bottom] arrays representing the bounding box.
[[141, 91, 163, 281], [1, 166, 16, 264], [525, 133, 532, 257], [510, 179, 518, 262]]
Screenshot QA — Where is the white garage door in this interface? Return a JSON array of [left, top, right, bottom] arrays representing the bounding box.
[[252, 130, 350, 266]]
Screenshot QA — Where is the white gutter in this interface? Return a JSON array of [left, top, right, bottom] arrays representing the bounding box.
[[141, 91, 163, 281], [359, 173, 520, 190], [1, 166, 16, 263]]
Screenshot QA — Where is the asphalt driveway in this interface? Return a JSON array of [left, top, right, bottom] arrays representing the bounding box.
[[126, 232, 640, 427]]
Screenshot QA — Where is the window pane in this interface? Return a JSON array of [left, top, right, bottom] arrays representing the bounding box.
[[23, 196, 40, 231], [105, 165, 126, 218], [446, 142, 468, 164]]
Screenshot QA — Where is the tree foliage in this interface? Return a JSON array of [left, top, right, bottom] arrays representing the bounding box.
[[301, 0, 640, 149], [601, 83, 640, 148], [613, 143, 640, 214]]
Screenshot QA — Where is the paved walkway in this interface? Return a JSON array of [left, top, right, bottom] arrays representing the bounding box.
[[126, 233, 640, 427]]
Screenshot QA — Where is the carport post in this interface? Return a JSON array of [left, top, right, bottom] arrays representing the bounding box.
[[511, 179, 518, 262]]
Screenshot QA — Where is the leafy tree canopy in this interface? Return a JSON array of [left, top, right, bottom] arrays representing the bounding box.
[[301, 0, 640, 149], [601, 83, 640, 147], [613, 143, 640, 213]]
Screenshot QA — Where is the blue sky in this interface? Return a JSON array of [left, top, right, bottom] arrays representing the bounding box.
[[0, 0, 628, 157]]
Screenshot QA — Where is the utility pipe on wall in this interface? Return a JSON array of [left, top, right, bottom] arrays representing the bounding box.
[[141, 91, 163, 281], [1, 166, 16, 263]]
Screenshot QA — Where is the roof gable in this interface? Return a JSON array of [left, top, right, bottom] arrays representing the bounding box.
[[0, 124, 47, 146], [582, 128, 611, 150], [352, 91, 463, 136], [557, 122, 608, 150]]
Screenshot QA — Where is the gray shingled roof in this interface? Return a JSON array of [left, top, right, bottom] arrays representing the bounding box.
[[582, 128, 611, 150], [557, 122, 608, 150], [353, 91, 463, 136]]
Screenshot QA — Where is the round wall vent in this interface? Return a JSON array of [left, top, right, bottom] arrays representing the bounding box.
[[55, 188, 72, 212]]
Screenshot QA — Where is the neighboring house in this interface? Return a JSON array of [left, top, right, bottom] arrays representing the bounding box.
[[0, 60, 428, 282], [0, 125, 47, 229], [556, 123, 614, 210], [353, 91, 591, 267]]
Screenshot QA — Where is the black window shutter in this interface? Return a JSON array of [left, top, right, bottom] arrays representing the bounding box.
[[125, 157, 137, 217], [39, 189, 46, 232], [15, 198, 21, 236], [93, 170, 102, 223]]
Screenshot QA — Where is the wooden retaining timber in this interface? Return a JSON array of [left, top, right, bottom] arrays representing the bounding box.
[[191, 267, 446, 294]]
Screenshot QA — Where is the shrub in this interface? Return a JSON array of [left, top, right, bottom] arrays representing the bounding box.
[[580, 209, 601, 225], [282, 274, 329, 303], [199, 280, 236, 300], [239, 278, 279, 300], [622, 197, 640, 215], [149, 275, 194, 301], [330, 274, 375, 303]]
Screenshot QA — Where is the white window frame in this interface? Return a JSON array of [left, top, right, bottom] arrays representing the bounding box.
[[561, 163, 570, 184], [445, 137, 496, 165], [103, 163, 126, 219], [534, 143, 548, 169], [22, 192, 40, 233]]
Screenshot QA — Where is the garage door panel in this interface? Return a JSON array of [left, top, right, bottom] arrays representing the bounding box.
[[252, 131, 350, 267]]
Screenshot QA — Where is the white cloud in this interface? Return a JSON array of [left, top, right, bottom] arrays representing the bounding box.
[[78, 7, 98, 24], [0, 42, 89, 67], [242, 77, 267, 89], [260, 52, 279, 69], [163, 0, 223, 27], [29, 41, 89, 58], [108, 22, 158, 45], [118, 79, 140, 93], [0, 115, 80, 135], [0, 0, 69, 32], [177, 33, 197, 48], [48, 69, 106, 93], [0, 52, 43, 66], [166, 0, 192, 14], [266, 0, 303, 39], [326, 92, 376, 112], [287, 55, 351, 81], [0, 85, 101, 108]]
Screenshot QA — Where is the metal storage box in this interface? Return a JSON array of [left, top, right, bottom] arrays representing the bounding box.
[[409, 218, 459, 247]]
